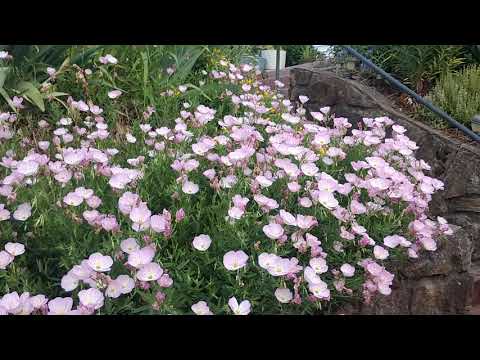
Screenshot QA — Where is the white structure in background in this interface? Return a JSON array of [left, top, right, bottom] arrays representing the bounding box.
[[314, 45, 333, 58], [261, 49, 286, 71], [259, 46, 333, 72]]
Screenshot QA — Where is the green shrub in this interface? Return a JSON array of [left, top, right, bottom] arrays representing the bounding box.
[[282, 45, 317, 66], [420, 65, 480, 129], [0, 45, 103, 112], [334, 45, 472, 95]]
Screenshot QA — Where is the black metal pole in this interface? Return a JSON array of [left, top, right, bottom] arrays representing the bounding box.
[[342, 45, 480, 143], [275, 49, 280, 81]]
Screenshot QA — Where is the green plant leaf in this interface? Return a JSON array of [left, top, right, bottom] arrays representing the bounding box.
[[47, 92, 69, 97], [16, 81, 45, 112], [0, 66, 10, 88], [0, 87, 16, 112], [185, 83, 212, 101]]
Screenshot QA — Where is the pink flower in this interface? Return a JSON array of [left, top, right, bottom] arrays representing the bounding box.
[[83, 210, 100, 224], [182, 180, 199, 194], [54, 170, 72, 184], [47, 297, 74, 315], [298, 95, 309, 104], [108, 90, 122, 99], [127, 246, 155, 268], [137, 262, 164, 282], [369, 178, 391, 191], [265, 256, 301, 276], [175, 208, 185, 222], [309, 257, 328, 274], [63, 192, 84, 207], [279, 210, 297, 226], [296, 214, 317, 230], [87, 252, 113, 272], [101, 215, 119, 232], [392, 125, 406, 134], [71, 261, 93, 280], [74, 187, 94, 199], [340, 264, 355, 277], [0, 206, 10, 221], [320, 106, 331, 114], [258, 253, 278, 270], [373, 246, 389, 260], [299, 197, 313, 208], [192, 234, 212, 251], [287, 182, 301, 192], [254, 194, 279, 211], [275, 288, 293, 303], [129, 203, 152, 225], [309, 282, 330, 300], [304, 266, 322, 285], [106, 280, 122, 299], [310, 112, 325, 122], [116, 275, 136, 294], [121, 238, 140, 254], [126, 133, 136, 143], [314, 191, 339, 209], [255, 175, 273, 188], [203, 169, 216, 180], [350, 199, 367, 215], [5, 242, 25, 256], [13, 202, 31, 221], [157, 273, 174, 288], [30, 294, 48, 309], [150, 214, 169, 233], [61, 273, 79, 291], [46, 67, 56, 76], [99, 54, 118, 65], [78, 288, 104, 310], [191, 301, 213, 315], [420, 237, 437, 251], [301, 163, 319, 177], [86, 195, 102, 208], [228, 297, 251, 315], [0, 251, 14, 269], [263, 223, 284, 240], [0, 292, 21, 314], [228, 206, 245, 219], [16, 160, 39, 176], [0, 51, 11, 60], [383, 235, 405, 248], [223, 250, 248, 271], [408, 248, 419, 258]]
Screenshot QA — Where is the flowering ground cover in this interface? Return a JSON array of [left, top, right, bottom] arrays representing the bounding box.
[[0, 48, 452, 315]]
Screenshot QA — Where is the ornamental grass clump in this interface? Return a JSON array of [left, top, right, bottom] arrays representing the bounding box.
[[0, 50, 451, 315], [422, 65, 480, 129]]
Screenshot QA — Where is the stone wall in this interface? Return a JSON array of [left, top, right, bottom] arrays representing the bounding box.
[[288, 66, 480, 314]]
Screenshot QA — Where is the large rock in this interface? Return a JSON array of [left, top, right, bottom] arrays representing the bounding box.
[[358, 227, 474, 315], [399, 225, 473, 279], [360, 273, 473, 315]]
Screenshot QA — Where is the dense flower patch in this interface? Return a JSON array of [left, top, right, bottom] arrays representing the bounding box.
[[0, 51, 451, 315]]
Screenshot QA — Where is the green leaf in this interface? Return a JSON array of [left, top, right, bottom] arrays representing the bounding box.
[[0, 87, 16, 112], [47, 92, 69, 97], [0, 66, 10, 88], [185, 83, 212, 101], [16, 81, 45, 112]]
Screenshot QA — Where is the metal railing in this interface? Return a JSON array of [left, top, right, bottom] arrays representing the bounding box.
[[341, 45, 480, 143]]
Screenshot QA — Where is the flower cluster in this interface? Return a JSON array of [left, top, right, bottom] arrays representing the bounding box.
[[0, 51, 452, 315]]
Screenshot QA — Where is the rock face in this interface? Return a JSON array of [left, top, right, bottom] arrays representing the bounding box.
[[360, 227, 474, 315], [289, 66, 480, 314]]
